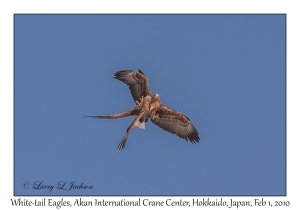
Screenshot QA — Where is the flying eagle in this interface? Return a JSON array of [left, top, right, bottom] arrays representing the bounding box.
[[85, 69, 200, 150]]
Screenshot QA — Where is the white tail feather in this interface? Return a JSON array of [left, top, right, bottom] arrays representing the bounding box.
[[135, 121, 145, 129]]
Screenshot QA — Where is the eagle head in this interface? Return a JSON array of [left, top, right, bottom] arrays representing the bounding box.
[[152, 94, 160, 102], [150, 94, 162, 111]]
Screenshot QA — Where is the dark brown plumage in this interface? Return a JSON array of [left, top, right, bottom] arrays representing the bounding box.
[[86, 69, 200, 149], [113, 69, 151, 104], [150, 101, 199, 144]]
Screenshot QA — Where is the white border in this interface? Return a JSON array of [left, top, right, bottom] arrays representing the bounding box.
[[1, 0, 299, 209]]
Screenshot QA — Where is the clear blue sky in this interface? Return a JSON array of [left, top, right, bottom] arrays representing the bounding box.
[[14, 14, 285, 196]]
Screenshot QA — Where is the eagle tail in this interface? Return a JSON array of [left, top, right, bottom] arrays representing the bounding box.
[[135, 121, 145, 129]]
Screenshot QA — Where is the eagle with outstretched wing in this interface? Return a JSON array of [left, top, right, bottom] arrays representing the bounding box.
[[85, 69, 200, 150]]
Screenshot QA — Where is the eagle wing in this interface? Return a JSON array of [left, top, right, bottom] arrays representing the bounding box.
[[114, 69, 151, 103], [151, 105, 200, 143]]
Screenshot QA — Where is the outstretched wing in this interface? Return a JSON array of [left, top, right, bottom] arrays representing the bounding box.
[[151, 105, 200, 143], [114, 69, 151, 103], [84, 107, 137, 119]]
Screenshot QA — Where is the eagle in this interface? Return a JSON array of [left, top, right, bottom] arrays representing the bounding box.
[[85, 69, 200, 150]]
